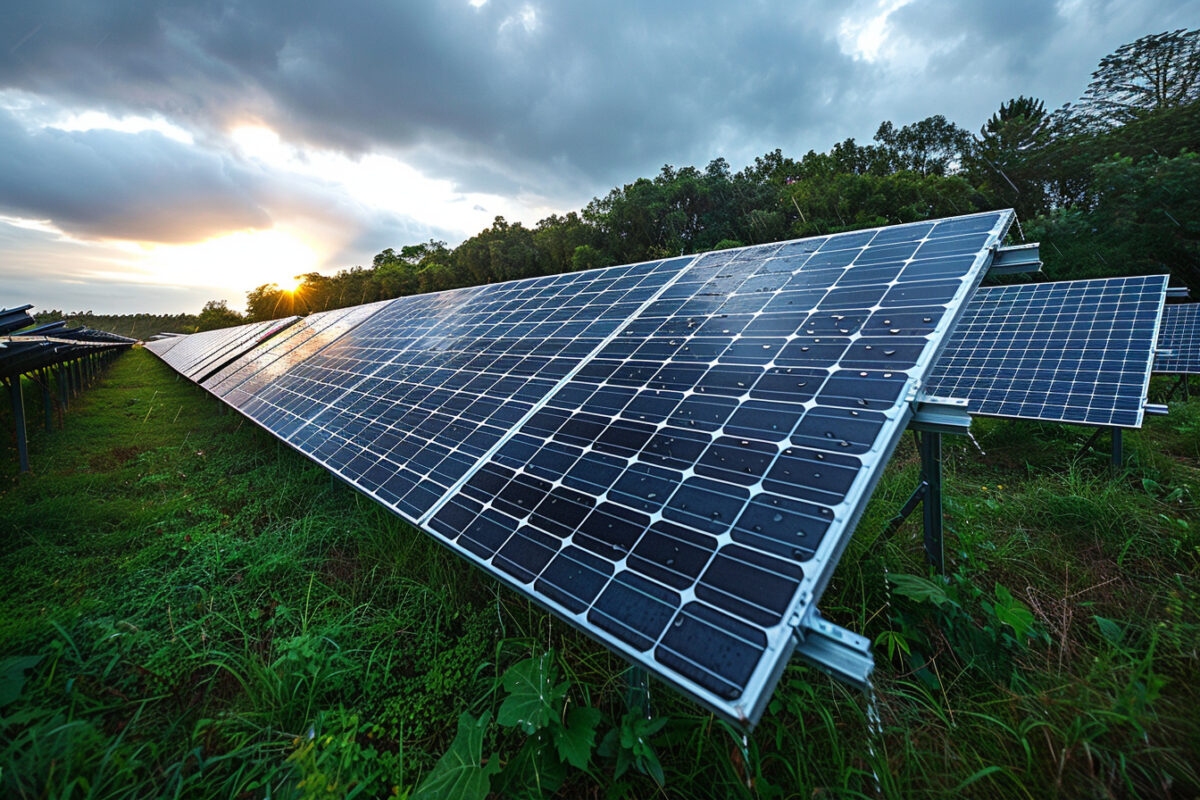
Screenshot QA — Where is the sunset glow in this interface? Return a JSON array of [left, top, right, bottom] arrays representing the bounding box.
[[132, 229, 322, 294]]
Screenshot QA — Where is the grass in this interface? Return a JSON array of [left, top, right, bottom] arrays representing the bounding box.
[[1, 348, 1197, 798]]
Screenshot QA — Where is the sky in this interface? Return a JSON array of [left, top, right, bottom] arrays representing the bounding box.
[[1, 0, 1196, 315]]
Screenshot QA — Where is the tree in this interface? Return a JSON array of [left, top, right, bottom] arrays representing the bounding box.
[[968, 96, 1054, 218], [1077, 28, 1200, 126], [195, 299, 244, 331], [874, 115, 974, 176]]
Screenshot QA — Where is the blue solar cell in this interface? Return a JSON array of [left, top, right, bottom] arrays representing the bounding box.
[[928, 276, 1167, 428], [1154, 303, 1200, 375]]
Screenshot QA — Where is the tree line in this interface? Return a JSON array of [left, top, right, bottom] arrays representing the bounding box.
[[58, 29, 1200, 334]]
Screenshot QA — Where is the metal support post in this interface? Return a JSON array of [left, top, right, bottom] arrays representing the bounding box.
[[919, 431, 944, 573], [57, 366, 68, 416], [8, 377, 29, 472], [883, 480, 928, 538], [1111, 428, 1123, 471], [40, 369, 53, 433]]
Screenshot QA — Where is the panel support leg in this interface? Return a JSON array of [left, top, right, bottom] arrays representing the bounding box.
[[9, 377, 29, 473], [1074, 427, 1105, 461], [919, 430, 944, 573], [1111, 428, 1123, 471], [57, 366, 68, 417], [883, 480, 928, 538], [40, 369, 53, 433]]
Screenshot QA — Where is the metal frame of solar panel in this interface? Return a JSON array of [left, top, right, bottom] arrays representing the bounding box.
[[1153, 303, 1200, 375], [927, 276, 1168, 428], [145, 209, 1015, 727]]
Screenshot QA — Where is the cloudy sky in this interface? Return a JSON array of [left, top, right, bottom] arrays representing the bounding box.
[[1, 0, 1196, 314]]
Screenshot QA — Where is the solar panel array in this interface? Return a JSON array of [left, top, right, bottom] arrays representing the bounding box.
[[202, 301, 392, 400], [927, 276, 1167, 428], [146, 209, 1014, 725], [147, 317, 299, 382], [1154, 303, 1200, 374]]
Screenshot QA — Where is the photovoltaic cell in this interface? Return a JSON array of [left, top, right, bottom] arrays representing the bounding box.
[[144, 335, 184, 356], [1154, 303, 1200, 375], [155, 317, 299, 381], [927, 276, 1167, 428]]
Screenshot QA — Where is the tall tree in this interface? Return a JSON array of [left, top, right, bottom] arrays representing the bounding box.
[[1077, 28, 1200, 125], [968, 96, 1053, 218], [195, 299, 244, 331], [874, 115, 974, 176]]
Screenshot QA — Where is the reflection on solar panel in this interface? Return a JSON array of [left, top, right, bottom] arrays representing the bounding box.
[[146, 209, 1015, 726], [927, 276, 1167, 428], [235, 258, 693, 520], [1154, 303, 1200, 374], [202, 301, 392, 400], [148, 317, 299, 381]]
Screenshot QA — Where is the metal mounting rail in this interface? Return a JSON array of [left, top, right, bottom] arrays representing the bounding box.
[[792, 608, 874, 691], [988, 243, 1042, 276]]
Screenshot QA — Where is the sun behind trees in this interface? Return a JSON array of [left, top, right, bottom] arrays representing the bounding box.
[[228, 28, 1199, 325]]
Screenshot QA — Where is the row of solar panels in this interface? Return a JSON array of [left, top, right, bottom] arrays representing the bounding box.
[[1, 304, 136, 382], [144, 210, 1181, 726], [2, 304, 138, 471]]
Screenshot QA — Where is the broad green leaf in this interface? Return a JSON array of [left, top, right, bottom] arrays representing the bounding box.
[[413, 711, 500, 800], [553, 705, 601, 770], [1094, 615, 1125, 645], [495, 732, 567, 800], [992, 584, 1036, 639], [887, 573, 952, 607], [0, 655, 44, 707], [497, 653, 568, 734]]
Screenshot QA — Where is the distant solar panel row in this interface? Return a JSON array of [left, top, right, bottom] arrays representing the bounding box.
[[1154, 303, 1200, 375], [929, 276, 1168, 428], [147, 317, 299, 382], [146, 210, 1014, 725]]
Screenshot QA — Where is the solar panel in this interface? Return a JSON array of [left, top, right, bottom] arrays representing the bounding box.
[[231, 258, 693, 520], [418, 212, 1012, 723], [155, 317, 300, 382], [202, 301, 392, 400], [927, 276, 1167, 428], [144, 335, 184, 356], [1154, 303, 1200, 374], [147, 210, 1014, 725]]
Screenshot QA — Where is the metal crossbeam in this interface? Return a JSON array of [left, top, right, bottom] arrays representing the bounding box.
[[988, 243, 1042, 276]]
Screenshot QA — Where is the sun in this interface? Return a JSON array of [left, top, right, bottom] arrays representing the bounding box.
[[134, 228, 321, 295]]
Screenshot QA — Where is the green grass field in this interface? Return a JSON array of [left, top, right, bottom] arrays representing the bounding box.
[[2, 348, 1197, 798]]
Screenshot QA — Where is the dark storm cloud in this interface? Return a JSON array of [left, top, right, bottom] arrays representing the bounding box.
[[1, 0, 1196, 235], [0, 1, 856, 201]]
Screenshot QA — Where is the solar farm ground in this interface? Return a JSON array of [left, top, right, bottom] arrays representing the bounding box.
[[1, 346, 1198, 798]]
